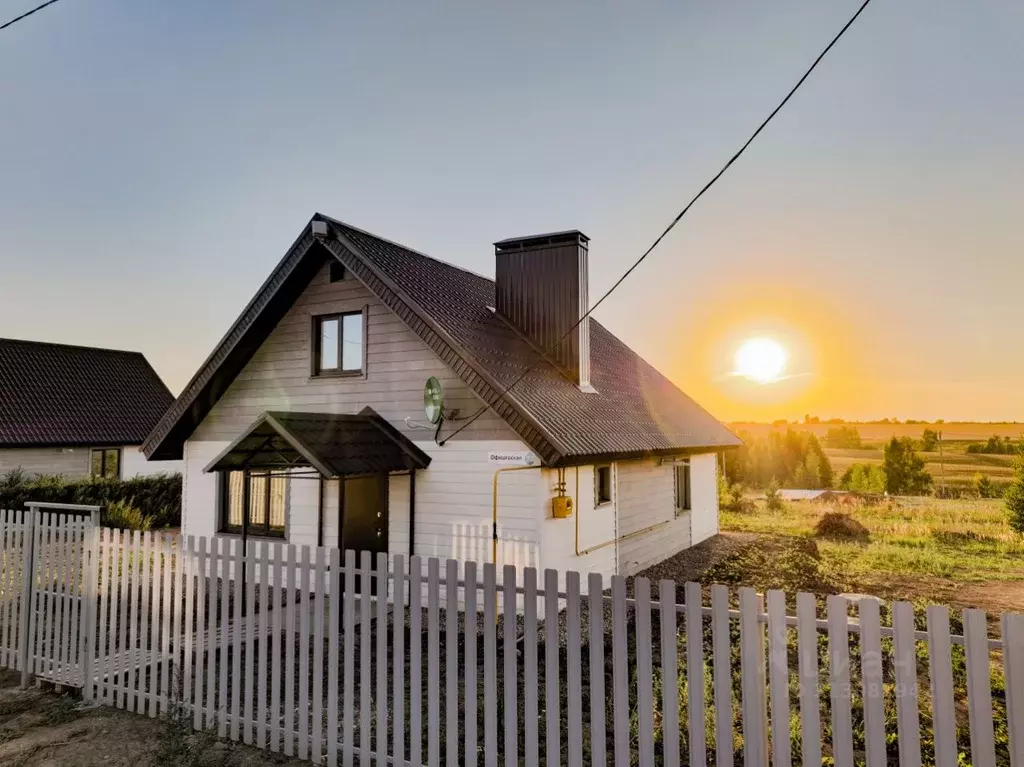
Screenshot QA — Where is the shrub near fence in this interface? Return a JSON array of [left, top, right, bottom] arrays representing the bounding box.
[[0, 473, 181, 528]]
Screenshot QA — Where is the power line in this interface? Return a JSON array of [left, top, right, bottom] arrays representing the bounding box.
[[441, 0, 874, 447], [1, 0, 63, 33]]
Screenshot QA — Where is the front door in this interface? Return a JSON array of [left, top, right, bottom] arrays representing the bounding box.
[[340, 473, 388, 562]]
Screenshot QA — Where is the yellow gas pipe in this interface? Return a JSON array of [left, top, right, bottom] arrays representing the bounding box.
[[491, 465, 542, 564]]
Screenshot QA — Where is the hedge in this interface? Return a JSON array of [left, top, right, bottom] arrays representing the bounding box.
[[0, 473, 182, 529]]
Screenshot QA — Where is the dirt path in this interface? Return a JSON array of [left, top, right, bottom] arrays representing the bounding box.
[[0, 671, 305, 767]]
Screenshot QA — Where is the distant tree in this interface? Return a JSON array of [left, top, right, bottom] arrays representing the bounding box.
[[973, 473, 1000, 499], [966, 435, 1022, 455], [803, 414, 820, 425], [728, 429, 835, 489], [825, 426, 862, 449], [920, 429, 939, 452], [840, 463, 886, 494], [806, 434, 833, 487], [1005, 457, 1024, 534], [882, 437, 932, 495], [764, 478, 783, 512]]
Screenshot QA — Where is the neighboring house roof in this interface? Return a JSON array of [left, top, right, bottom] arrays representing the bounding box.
[[0, 338, 175, 448], [144, 215, 741, 465]]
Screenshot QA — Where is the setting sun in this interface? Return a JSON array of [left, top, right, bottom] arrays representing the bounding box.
[[734, 338, 787, 384]]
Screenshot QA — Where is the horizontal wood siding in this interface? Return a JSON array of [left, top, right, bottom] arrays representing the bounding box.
[[192, 262, 516, 443], [688, 453, 720, 544], [0, 447, 92, 478]]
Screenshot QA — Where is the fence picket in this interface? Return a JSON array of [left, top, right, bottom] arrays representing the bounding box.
[[29, 513, 45, 679], [711, 584, 733, 767], [327, 548, 341, 767], [447, 559, 460, 767], [859, 598, 886, 767], [409, 555, 423, 767], [635, 578, 654, 767], [363, 551, 375, 767], [297, 545, 312, 761], [483, 562, 497, 767], [685, 582, 706, 767], [612, 575, 629, 767], [160, 534, 173, 716], [54, 517, 68, 684], [1003, 612, 1024, 767], [128, 529, 143, 712], [589, 573, 607, 767], [660, 580, 680, 767], [796, 592, 821, 767], [964, 608, 996, 767], [503, 564, 518, 767], [766, 590, 790, 767], [218, 537, 231, 735], [148, 531, 162, 717], [375, 552, 388, 767], [341, 549, 355, 767], [426, 556, 440, 767], [109, 528, 124, 707], [523, 567, 539, 767], [566, 572, 584, 767], [892, 601, 922, 767], [926, 605, 957, 767], [312, 546, 327, 764], [827, 595, 853, 767], [203, 535, 217, 726], [270, 542, 284, 752], [95, 528, 108, 702], [257, 542, 270, 749], [243, 540, 257, 746], [740, 588, 767, 767], [283, 544, 297, 755], [230, 538, 244, 741], [44, 516, 58, 681], [192, 536, 207, 728], [137, 530, 152, 714], [393, 554, 407, 767], [0, 511, 8, 666], [170, 531, 185, 715]]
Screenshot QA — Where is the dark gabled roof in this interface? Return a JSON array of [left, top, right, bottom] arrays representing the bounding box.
[[0, 338, 175, 448], [144, 215, 740, 465], [204, 408, 431, 477]]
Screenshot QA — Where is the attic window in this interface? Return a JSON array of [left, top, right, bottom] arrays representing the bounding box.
[[313, 311, 365, 376], [329, 262, 347, 283]]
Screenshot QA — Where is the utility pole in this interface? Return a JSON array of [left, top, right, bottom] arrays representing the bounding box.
[[938, 430, 946, 496]]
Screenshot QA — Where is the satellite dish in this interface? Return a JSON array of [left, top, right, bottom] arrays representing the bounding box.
[[424, 377, 444, 424]]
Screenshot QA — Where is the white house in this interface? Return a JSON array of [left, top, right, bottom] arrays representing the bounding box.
[[0, 338, 182, 480], [143, 216, 740, 585]]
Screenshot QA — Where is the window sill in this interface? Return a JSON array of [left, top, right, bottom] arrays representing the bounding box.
[[595, 500, 613, 508], [310, 370, 364, 380], [216, 530, 286, 541]]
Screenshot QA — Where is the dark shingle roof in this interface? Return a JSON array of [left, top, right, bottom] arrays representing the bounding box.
[[327, 219, 741, 461], [143, 215, 740, 464], [0, 339, 174, 447]]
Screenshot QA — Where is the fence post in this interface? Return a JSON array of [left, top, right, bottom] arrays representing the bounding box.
[[18, 510, 37, 688], [80, 524, 100, 701]]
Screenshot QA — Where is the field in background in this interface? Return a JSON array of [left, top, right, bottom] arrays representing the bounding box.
[[720, 497, 1024, 612], [729, 421, 1023, 491]]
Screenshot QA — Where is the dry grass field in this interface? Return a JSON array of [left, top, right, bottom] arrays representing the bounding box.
[[730, 421, 1023, 491]]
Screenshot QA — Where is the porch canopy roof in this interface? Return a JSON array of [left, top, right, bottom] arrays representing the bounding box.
[[202, 408, 431, 477]]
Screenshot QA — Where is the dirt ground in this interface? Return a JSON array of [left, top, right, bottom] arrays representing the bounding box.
[[0, 670, 306, 767]]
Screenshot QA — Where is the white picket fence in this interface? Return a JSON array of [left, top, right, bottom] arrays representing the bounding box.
[[1, 510, 1023, 767]]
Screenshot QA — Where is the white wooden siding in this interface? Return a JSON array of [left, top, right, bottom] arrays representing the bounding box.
[[615, 458, 685, 576], [688, 453, 720, 544], [538, 465, 617, 587], [191, 262, 517, 443], [0, 447, 91, 478]]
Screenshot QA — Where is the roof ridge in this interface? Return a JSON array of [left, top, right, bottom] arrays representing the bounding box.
[[0, 337, 147, 357], [317, 213, 496, 284]]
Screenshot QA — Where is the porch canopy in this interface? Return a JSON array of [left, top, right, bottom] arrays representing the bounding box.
[[203, 407, 431, 477]]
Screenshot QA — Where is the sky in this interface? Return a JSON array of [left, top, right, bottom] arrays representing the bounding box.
[[1, 1, 1021, 424]]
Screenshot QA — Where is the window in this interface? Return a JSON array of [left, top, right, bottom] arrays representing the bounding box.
[[90, 448, 121, 479], [675, 460, 692, 516], [595, 464, 613, 506], [313, 312, 364, 376], [219, 470, 286, 538]]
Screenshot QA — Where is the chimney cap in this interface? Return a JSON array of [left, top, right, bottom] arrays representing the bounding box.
[[494, 230, 589, 252]]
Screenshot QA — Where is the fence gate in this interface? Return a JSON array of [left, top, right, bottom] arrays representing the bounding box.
[[19, 504, 98, 688]]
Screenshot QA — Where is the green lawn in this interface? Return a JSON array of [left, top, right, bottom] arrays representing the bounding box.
[[721, 497, 1024, 586]]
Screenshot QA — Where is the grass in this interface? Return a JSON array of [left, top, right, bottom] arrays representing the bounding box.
[[825, 444, 1017, 491], [721, 497, 1024, 585]]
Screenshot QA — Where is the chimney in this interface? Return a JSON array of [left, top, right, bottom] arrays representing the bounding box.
[[494, 230, 593, 390]]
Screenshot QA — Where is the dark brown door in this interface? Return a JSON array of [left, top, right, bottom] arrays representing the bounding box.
[[340, 474, 388, 561]]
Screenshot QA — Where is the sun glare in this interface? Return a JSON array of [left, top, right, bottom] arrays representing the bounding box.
[[735, 338, 787, 384]]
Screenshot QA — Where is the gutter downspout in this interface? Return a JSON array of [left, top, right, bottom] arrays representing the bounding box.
[[491, 466, 542, 565]]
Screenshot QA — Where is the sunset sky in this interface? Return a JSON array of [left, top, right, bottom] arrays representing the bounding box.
[[1, 1, 1021, 423]]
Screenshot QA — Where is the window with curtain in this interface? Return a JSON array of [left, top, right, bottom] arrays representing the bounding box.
[[219, 470, 286, 538]]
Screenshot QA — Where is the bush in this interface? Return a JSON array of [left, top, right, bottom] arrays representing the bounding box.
[[814, 512, 870, 541], [764, 478, 783, 512], [973, 473, 1002, 499], [103, 499, 154, 531], [825, 425, 862, 449], [840, 463, 887, 494], [1006, 457, 1024, 534], [882, 437, 932, 495], [0, 472, 181, 528]]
